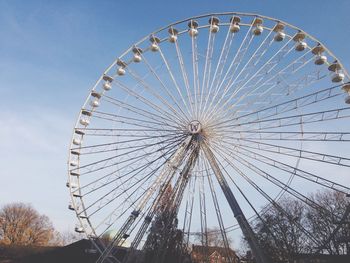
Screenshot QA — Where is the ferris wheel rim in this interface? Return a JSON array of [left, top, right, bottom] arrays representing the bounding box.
[[67, 11, 350, 262], [102, 12, 350, 82], [68, 10, 350, 230]]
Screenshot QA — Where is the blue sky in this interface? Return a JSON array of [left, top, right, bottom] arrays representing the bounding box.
[[1, 0, 350, 235]]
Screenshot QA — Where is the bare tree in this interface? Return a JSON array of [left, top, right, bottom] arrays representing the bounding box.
[[250, 197, 310, 261], [305, 190, 350, 255], [0, 203, 55, 246], [248, 190, 350, 261], [194, 227, 234, 248]]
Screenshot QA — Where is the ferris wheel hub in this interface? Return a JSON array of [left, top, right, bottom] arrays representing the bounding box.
[[188, 120, 202, 134]]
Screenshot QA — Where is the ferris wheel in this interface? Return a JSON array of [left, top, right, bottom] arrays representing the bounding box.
[[67, 12, 350, 263]]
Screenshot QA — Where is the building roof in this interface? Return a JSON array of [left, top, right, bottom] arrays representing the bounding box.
[[192, 245, 238, 258]]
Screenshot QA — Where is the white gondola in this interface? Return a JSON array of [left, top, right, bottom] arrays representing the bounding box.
[[274, 31, 285, 42], [70, 160, 78, 166], [328, 61, 341, 72], [66, 181, 78, 188], [188, 20, 199, 37], [68, 204, 75, 210], [73, 138, 81, 145], [73, 192, 82, 198], [188, 28, 198, 37], [116, 60, 126, 76], [150, 43, 159, 52], [79, 118, 90, 126], [75, 226, 84, 233], [75, 130, 85, 136], [345, 95, 350, 104], [315, 54, 327, 65], [293, 32, 307, 51], [133, 54, 141, 62], [328, 61, 345, 82], [81, 110, 92, 116], [103, 75, 113, 91], [90, 99, 99, 107], [295, 41, 307, 51], [132, 47, 142, 63], [70, 150, 80, 156], [332, 72, 345, 83], [91, 91, 101, 99], [342, 84, 350, 104], [169, 35, 177, 43], [273, 23, 285, 42], [253, 25, 263, 35], [210, 24, 219, 33], [230, 23, 240, 33], [312, 46, 327, 65], [103, 81, 112, 91], [102, 75, 113, 82], [149, 36, 160, 52], [168, 27, 178, 43], [70, 171, 79, 177], [252, 18, 263, 36], [209, 17, 220, 33], [102, 75, 113, 91], [117, 67, 126, 76], [229, 16, 240, 33]]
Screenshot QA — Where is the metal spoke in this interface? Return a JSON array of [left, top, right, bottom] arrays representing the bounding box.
[[218, 83, 343, 125], [215, 107, 350, 131], [225, 130, 350, 142], [211, 143, 322, 247], [220, 139, 350, 194], [233, 138, 350, 167]]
